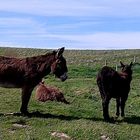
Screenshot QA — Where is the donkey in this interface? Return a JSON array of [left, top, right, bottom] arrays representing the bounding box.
[[0, 47, 68, 115], [35, 81, 69, 104], [97, 61, 133, 121]]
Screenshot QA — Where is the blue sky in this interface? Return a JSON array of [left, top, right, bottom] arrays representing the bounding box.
[[0, 0, 140, 50]]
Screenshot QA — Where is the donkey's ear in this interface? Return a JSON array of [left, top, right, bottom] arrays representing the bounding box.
[[120, 61, 125, 67], [41, 79, 45, 84], [56, 47, 65, 58], [130, 62, 133, 67]]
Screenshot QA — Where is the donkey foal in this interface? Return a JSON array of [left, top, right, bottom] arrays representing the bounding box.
[[35, 81, 69, 104], [97, 61, 133, 121]]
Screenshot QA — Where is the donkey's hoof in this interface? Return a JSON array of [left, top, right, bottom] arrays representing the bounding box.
[[114, 115, 119, 120], [104, 117, 110, 122], [20, 110, 30, 116], [104, 117, 115, 123]]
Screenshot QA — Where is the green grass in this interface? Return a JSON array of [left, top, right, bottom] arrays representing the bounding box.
[[1, 47, 140, 139]]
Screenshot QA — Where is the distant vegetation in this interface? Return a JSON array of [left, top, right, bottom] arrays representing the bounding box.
[[1, 47, 140, 66], [0, 47, 140, 139]]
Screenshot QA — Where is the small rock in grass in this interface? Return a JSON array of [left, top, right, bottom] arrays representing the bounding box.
[[51, 131, 71, 140], [100, 135, 110, 140], [12, 123, 28, 128]]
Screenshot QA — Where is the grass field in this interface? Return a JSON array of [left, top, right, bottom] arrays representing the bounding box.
[[0, 47, 140, 139]]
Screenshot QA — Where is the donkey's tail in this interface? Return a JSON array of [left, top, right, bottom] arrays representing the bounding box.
[[97, 77, 106, 99]]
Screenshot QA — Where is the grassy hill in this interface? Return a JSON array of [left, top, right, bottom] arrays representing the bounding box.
[[0, 47, 140, 139]]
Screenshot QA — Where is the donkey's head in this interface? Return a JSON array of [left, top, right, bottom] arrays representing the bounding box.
[[51, 47, 68, 81], [120, 61, 133, 75]]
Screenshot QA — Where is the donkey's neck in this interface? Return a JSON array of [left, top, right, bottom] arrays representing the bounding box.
[[119, 72, 132, 83], [27, 52, 56, 77], [39, 53, 56, 76]]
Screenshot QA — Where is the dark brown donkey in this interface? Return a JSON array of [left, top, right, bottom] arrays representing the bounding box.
[[0, 47, 68, 115], [97, 62, 133, 121]]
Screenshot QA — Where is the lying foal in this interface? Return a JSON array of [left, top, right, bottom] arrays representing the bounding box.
[[35, 81, 69, 104]]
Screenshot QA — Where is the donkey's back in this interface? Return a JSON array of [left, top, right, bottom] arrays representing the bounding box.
[[97, 66, 121, 97], [0, 56, 27, 88]]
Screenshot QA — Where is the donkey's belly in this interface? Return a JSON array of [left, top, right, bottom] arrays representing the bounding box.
[[0, 82, 21, 88]]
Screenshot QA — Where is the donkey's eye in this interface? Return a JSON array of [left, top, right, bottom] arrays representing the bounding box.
[[56, 64, 61, 69], [57, 60, 61, 64]]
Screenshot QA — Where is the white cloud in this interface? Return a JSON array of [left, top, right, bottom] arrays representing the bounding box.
[[0, 0, 96, 16], [0, 17, 47, 35], [44, 32, 140, 50], [0, 31, 140, 50], [0, 17, 33, 26], [0, 0, 140, 17]]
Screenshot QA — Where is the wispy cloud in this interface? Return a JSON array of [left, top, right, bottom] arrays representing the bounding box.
[[0, 0, 97, 16], [44, 32, 140, 50], [0, 17, 47, 34], [0, 0, 140, 17]]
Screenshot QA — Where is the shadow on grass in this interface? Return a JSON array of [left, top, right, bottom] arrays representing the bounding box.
[[123, 115, 140, 124], [0, 113, 4, 116], [1, 112, 140, 124], [21, 112, 140, 124], [9, 111, 104, 122]]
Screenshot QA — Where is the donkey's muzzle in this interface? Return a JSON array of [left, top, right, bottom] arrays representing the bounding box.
[[60, 72, 68, 81]]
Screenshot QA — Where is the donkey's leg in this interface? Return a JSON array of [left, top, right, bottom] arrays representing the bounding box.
[[57, 93, 70, 104], [60, 97, 70, 104], [120, 96, 128, 117], [97, 80, 110, 121], [102, 97, 110, 121], [20, 86, 34, 115], [116, 98, 121, 117]]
